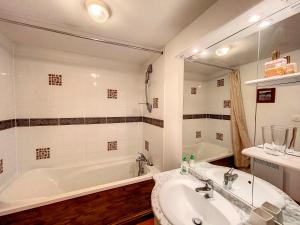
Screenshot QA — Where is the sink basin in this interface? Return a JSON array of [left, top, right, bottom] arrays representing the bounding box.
[[205, 167, 285, 209], [159, 178, 242, 225]]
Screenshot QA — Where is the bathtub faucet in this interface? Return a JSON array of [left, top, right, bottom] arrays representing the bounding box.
[[136, 153, 153, 176], [223, 168, 238, 190]]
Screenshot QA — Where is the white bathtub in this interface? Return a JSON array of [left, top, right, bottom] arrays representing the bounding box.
[[0, 158, 158, 216], [183, 142, 233, 162]]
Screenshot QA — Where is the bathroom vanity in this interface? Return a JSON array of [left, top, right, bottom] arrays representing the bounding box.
[[151, 163, 300, 225]]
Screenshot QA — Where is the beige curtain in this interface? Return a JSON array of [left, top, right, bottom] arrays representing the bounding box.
[[229, 70, 251, 168]]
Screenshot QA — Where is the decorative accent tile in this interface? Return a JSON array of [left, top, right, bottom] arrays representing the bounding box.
[[191, 87, 197, 94], [216, 133, 224, 141], [196, 131, 202, 138], [108, 141, 117, 151], [48, 74, 62, 86], [145, 140, 149, 151], [224, 100, 231, 108], [0, 159, 3, 174], [217, 79, 224, 87], [107, 89, 118, 99], [36, 148, 50, 160], [153, 98, 159, 108]]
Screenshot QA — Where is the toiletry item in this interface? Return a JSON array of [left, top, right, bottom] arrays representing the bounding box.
[[264, 50, 287, 77], [180, 156, 189, 175], [262, 202, 283, 224], [284, 56, 297, 74], [248, 208, 275, 225], [189, 154, 196, 167]]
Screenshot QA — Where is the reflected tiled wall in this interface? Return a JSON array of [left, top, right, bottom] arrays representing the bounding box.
[[0, 34, 17, 187], [183, 77, 231, 150]]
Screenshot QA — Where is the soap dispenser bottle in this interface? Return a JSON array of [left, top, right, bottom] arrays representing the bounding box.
[[189, 154, 196, 168], [180, 156, 189, 175]]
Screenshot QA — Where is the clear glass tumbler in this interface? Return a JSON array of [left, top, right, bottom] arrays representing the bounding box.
[[271, 125, 289, 154], [262, 126, 272, 150]]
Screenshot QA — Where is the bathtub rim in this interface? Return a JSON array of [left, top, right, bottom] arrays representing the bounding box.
[[0, 159, 159, 216], [183, 141, 233, 163]]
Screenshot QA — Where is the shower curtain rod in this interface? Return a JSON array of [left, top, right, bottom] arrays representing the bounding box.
[[186, 59, 235, 71], [0, 17, 164, 55]]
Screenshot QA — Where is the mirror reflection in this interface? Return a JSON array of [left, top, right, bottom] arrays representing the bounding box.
[[183, 10, 300, 222]]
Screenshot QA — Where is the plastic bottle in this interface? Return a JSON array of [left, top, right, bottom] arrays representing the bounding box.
[[189, 154, 196, 168], [180, 156, 189, 175]]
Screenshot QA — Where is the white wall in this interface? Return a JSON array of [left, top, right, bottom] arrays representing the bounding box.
[[0, 34, 17, 188], [183, 75, 232, 150], [239, 48, 300, 148], [14, 46, 144, 173]]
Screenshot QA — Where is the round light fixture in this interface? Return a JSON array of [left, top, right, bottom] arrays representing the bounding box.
[[249, 15, 261, 23], [259, 20, 272, 29], [192, 48, 199, 54], [85, 0, 111, 23], [199, 50, 208, 57], [215, 46, 230, 56]]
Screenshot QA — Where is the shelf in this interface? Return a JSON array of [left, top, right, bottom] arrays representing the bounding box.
[[242, 147, 300, 172], [245, 72, 300, 87]]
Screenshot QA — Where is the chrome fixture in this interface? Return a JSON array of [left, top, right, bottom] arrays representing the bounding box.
[[195, 179, 214, 198], [223, 168, 238, 189], [192, 218, 203, 225], [0, 17, 163, 55], [136, 152, 153, 176], [139, 64, 153, 113]]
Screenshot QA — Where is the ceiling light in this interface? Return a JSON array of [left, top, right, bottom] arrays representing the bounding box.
[[249, 15, 261, 23], [258, 20, 272, 29], [192, 48, 199, 54], [215, 46, 230, 56], [85, 0, 111, 23], [199, 50, 208, 57]]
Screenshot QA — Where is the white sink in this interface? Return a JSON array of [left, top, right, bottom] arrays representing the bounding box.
[[205, 167, 285, 209], [159, 178, 242, 225]]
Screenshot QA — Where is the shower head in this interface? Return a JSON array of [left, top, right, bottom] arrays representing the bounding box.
[[145, 64, 152, 84]]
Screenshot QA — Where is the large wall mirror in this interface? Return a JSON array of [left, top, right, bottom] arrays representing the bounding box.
[[183, 7, 300, 223]]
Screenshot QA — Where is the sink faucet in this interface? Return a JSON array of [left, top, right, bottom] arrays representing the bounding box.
[[195, 179, 214, 198], [136, 152, 153, 176], [223, 168, 238, 190]]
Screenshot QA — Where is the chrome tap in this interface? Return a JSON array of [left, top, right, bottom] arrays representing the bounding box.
[[136, 152, 153, 176], [136, 152, 153, 166], [195, 179, 214, 198], [223, 168, 238, 189]]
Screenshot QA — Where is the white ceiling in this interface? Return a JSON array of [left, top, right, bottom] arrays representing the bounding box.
[[0, 0, 217, 64], [185, 12, 300, 80]]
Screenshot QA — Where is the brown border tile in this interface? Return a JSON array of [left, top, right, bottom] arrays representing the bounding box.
[[30, 118, 59, 126], [0, 119, 15, 131], [107, 117, 126, 123], [59, 118, 84, 125], [16, 119, 30, 127], [126, 117, 142, 123], [183, 114, 230, 121], [1, 116, 163, 129], [85, 117, 107, 124]]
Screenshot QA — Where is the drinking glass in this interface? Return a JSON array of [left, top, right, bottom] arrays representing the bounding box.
[[271, 125, 289, 154]]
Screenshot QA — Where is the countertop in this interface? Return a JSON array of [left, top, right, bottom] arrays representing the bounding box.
[[151, 162, 300, 225]]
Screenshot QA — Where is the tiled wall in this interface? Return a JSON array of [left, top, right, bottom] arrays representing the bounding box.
[[183, 76, 232, 150], [142, 57, 164, 170], [0, 34, 17, 188], [12, 46, 158, 173]]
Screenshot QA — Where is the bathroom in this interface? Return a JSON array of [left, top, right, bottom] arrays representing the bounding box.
[[0, 0, 300, 225]]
